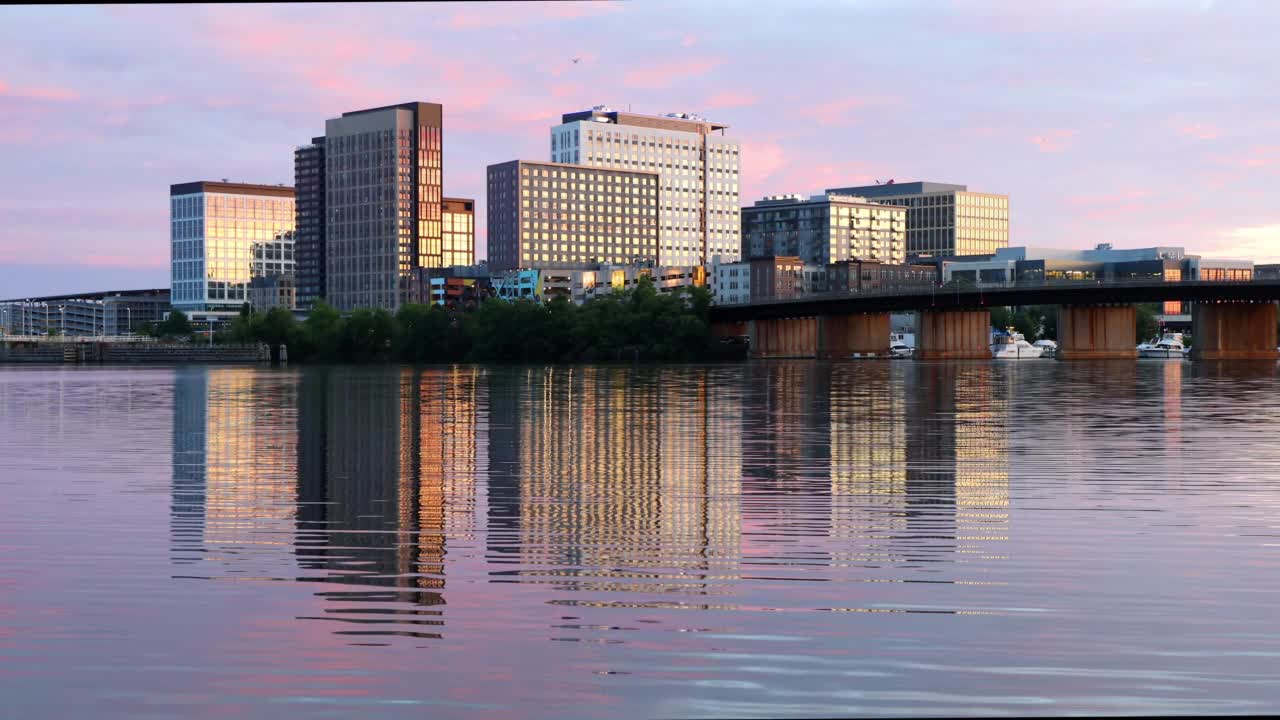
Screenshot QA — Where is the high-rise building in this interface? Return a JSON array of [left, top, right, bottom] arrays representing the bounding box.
[[442, 197, 476, 268], [169, 181, 295, 322], [823, 181, 1008, 258], [294, 137, 326, 307], [323, 102, 444, 311], [486, 160, 658, 271], [549, 106, 740, 266], [741, 193, 907, 265]]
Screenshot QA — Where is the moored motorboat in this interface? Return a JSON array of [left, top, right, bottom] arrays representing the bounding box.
[[1032, 339, 1057, 358], [991, 329, 1044, 359], [1138, 332, 1189, 359]]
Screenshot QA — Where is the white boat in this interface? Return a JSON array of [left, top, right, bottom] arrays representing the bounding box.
[[1032, 339, 1057, 358], [1138, 332, 1189, 359], [991, 329, 1044, 359], [889, 342, 913, 359]]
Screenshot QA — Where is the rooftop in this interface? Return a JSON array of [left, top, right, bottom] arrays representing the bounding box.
[[825, 181, 970, 198], [561, 105, 729, 134], [170, 181, 295, 197]]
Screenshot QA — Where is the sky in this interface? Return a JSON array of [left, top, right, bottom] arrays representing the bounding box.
[[1, 0, 1278, 298]]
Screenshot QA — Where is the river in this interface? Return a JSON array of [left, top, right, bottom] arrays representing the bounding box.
[[2, 361, 1279, 718]]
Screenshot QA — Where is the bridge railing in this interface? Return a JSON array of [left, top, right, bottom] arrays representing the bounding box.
[[0, 334, 158, 343], [712, 277, 1280, 308]]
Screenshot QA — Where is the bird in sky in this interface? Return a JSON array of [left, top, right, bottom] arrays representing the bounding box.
[[572, 57, 581, 64]]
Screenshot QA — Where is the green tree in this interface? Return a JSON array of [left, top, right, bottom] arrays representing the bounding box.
[[1136, 303, 1160, 343], [159, 309, 193, 337], [341, 307, 394, 362], [394, 303, 456, 362]]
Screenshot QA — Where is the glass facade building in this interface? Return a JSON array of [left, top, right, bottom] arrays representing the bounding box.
[[293, 137, 326, 308], [169, 181, 295, 316], [824, 181, 1009, 257], [550, 107, 740, 266], [324, 102, 447, 311], [486, 160, 659, 272], [441, 197, 476, 268], [741, 194, 907, 265]]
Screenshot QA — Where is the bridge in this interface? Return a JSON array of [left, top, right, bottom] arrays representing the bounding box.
[[708, 278, 1280, 361]]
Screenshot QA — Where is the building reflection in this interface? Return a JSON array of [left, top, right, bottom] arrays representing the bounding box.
[[294, 367, 482, 620], [484, 366, 741, 594], [826, 362, 1010, 568], [171, 367, 298, 568], [172, 366, 482, 639]]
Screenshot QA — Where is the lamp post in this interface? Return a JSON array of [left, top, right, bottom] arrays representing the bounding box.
[[125, 307, 132, 336]]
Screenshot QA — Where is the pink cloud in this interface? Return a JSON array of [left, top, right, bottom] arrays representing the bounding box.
[[681, 35, 697, 47], [1211, 144, 1280, 170], [1028, 129, 1078, 153], [740, 139, 786, 180], [1176, 123, 1220, 140], [801, 96, 902, 127], [441, 2, 619, 29], [623, 57, 724, 89], [705, 90, 758, 109], [0, 80, 79, 102]]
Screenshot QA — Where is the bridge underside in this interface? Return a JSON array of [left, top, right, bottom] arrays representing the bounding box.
[[917, 309, 989, 360], [817, 313, 889, 359], [748, 317, 818, 358], [1191, 301, 1279, 360], [1058, 305, 1137, 360]]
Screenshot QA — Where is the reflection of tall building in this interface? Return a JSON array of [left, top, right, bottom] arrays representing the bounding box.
[[170, 367, 299, 565], [485, 367, 741, 592], [827, 363, 910, 565], [900, 363, 1010, 563], [293, 368, 482, 626]]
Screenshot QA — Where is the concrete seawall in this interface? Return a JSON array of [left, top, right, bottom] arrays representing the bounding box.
[[0, 340, 264, 364]]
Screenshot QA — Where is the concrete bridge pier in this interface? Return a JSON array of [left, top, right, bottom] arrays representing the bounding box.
[[749, 317, 818, 359], [817, 312, 890, 359], [916, 309, 990, 359], [1058, 305, 1137, 360], [710, 320, 749, 340], [1191, 301, 1279, 360]]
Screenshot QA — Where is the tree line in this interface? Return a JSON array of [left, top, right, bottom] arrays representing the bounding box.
[[155, 276, 741, 364]]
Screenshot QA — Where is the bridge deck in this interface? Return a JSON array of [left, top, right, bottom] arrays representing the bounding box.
[[709, 279, 1280, 322]]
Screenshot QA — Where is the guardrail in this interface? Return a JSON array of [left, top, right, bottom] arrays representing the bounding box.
[[0, 335, 158, 343], [712, 278, 1280, 308]]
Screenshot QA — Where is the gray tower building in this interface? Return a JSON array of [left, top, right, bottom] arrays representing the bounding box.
[[324, 102, 444, 311]]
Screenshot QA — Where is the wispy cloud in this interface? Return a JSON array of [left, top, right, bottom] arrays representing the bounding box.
[[623, 57, 725, 90]]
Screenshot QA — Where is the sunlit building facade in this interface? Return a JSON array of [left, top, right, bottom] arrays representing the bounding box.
[[825, 181, 1008, 257], [324, 102, 445, 311], [441, 197, 476, 268], [169, 181, 296, 320], [742, 193, 907, 265], [550, 106, 741, 266], [486, 160, 658, 271]]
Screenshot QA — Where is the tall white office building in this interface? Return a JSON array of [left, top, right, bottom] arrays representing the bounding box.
[[549, 106, 740, 267], [169, 181, 295, 323]]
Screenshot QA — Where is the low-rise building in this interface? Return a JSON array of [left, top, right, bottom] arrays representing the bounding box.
[[248, 275, 296, 312], [711, 260, 751, 306], [0, 289, 171, 337], [741, 193, 907, 266]]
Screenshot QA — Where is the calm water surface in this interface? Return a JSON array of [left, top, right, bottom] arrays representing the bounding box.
[[2, 361, 1280, 719]]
